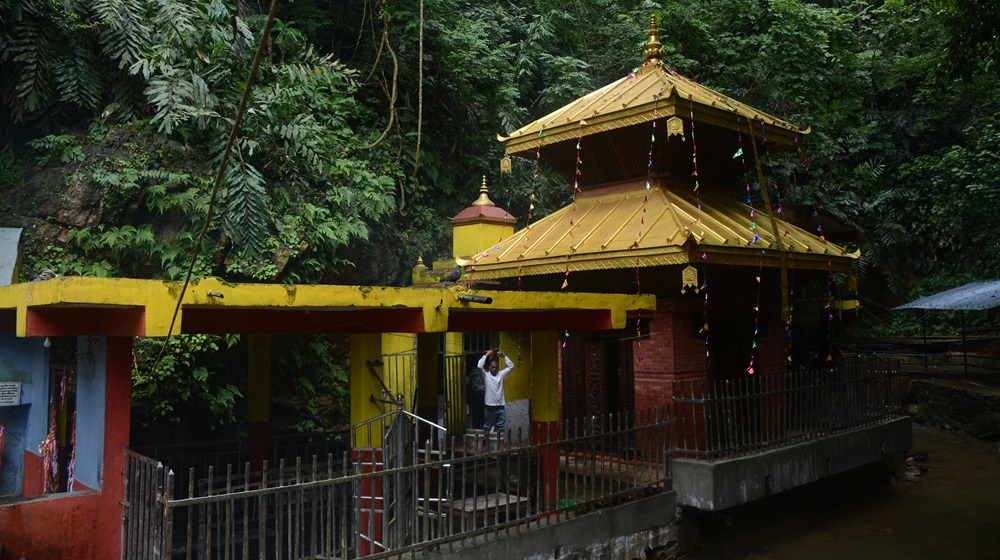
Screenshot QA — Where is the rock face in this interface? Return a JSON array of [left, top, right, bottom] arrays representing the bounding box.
[[906, 379, 1000, 439], [0, 130, 419, 286]]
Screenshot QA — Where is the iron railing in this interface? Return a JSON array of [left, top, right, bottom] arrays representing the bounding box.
[[125, 407, 672, 559], [671, 355, 906, 459], [124, 355, 909, 557], [130, 430, 349, 501]]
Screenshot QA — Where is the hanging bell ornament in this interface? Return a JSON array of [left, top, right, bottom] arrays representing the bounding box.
[[681, 265, 699, 294], [666, 116, 685, 140]]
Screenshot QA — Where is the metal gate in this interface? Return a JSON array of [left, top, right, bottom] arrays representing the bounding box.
[[122, 449, 171, 559], [351, 401, 448, 555]]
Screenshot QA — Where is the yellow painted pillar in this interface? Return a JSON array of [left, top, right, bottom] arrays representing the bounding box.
[[350, 333, 386, 449], [529, 330, 560, 423], [416, 333, 440, 431], [524, 330, 560, 510], [247, 334, 271, 470], [442, 332, 464, 434], [382, 333, 416, 411]]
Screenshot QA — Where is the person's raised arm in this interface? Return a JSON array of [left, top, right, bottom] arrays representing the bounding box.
[[477, 349, 492, 369], [497, 352, 515, 378]]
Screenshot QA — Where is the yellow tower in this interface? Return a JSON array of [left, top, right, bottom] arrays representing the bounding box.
[[450, 176, 517, 260]]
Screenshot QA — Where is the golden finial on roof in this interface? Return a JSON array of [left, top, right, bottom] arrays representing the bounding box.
[[643, 15, 665, 62], [471, 175, 495, 207]]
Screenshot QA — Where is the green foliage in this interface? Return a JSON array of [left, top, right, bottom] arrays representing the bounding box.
[[271, 335, 351, 433], [131, 334, 244, 429], [5, 0, 1000, 431], [27, 134, 85, 164]]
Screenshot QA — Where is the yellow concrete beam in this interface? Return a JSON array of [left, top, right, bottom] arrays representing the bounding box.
[[0, 276, 655, 337]]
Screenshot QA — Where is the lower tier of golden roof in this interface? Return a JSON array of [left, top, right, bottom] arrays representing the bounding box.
[[466, 178, 858, 279]]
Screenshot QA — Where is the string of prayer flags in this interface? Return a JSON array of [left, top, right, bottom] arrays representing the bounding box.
[[636, 315, 644, 362], [759, 120, 784, 215], [689, 96, 701, 196], [516, 129, 544, 290], [702, 263, 711, 364], [528, 129, 543, 223], [563, 133, 584, 290], [685, 97, 704, 237], [747, 250, 765, 375], [735, 116, 758, 239]]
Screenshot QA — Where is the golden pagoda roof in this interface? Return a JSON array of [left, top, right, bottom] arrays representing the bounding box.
[[498, 18, 808, 157], [464, 178, 857, 279]]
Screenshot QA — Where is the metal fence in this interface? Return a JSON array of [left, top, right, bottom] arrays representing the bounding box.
[[130, 431, 349, 501], [671, 355, 906, 459], [123, 407, 672, 560], [842, 337, 1000, 383], [123, 354, 908, 557]]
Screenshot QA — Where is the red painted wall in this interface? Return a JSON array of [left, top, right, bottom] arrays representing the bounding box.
[[0, 337, 131, 560]]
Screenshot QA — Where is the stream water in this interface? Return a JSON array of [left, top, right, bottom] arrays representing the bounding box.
[[680, 424, 1000, 559]]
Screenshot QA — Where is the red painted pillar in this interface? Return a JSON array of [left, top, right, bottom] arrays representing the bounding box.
[[532, 420, 560, 511], [528, 330, 561, 512], [352, 448, 384, 556], [101, 336, 132, 558], [247, 335, 272, 471]]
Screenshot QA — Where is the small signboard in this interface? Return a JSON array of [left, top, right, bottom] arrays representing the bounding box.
[[0, 382, 22, 406]]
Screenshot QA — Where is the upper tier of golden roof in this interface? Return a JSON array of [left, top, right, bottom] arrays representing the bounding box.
[[498, 17, 808, 157]]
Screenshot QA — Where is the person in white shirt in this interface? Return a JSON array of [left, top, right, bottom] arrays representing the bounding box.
[[477, 349, 514, 450]]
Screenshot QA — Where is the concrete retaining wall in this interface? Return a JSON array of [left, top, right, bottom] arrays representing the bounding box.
[[671, 416, 912, 510], [423, 490, 679, 560]]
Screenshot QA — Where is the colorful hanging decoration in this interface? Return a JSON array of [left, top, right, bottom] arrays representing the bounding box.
[[562, 133, 585, 290], [755, 119, 797, 363], [688, 97, 701, 197], [759, 120, 784, 216], [816, 202, 835, 361], [632, 91, 663, 295], [40, 408, 59, 493], [517, 129, 545, 290], [690, 96, 709, 363], [636, 315, 644, 362], [528, 129, 543, 223], [701, 271, 710, 363], [747, 250, 765, 375], [734, 117, 758, 242], [786, 274, 796, 363], [67, 410, 77, 491], [737, 116, 766, 375]]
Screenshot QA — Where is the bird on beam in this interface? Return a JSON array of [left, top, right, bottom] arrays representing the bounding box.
[[442, 265, 462, 286], [32, 268, 58, 282]]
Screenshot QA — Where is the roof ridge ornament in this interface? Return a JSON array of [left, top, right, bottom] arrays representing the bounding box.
[[471, 175, 496, 207], [643, 15, 665, 63]]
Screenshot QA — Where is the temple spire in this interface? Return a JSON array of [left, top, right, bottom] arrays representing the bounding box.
[[643, 15, 665, 62], [471, 175, 495, 207]]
